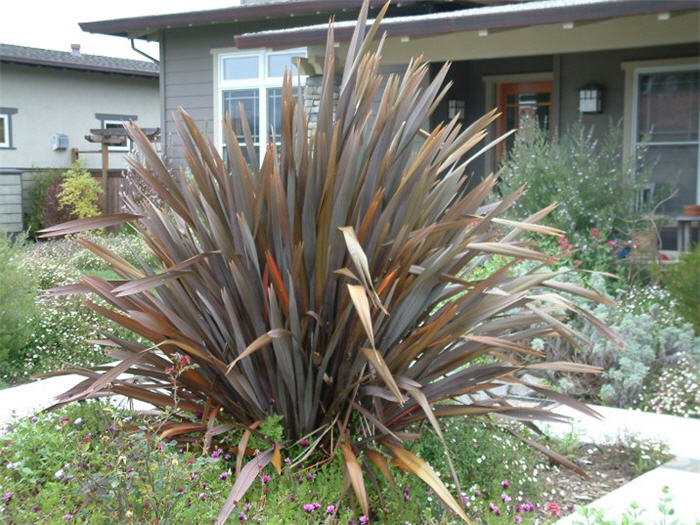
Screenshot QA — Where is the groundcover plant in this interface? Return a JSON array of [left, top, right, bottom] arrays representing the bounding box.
[[39, 1, 618, 522]]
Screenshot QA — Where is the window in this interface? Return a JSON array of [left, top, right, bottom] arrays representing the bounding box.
[[631, 64, 699, 215], [103, 120, 131, 152], [0, 115, 8, 148], [217, 48, 306, 161], [0, 108, 18, 149]]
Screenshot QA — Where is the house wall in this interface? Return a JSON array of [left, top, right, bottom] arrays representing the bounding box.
[[433, 43, 699, 179], [0, 63, 159, 232], [0, 63, 159, 171]]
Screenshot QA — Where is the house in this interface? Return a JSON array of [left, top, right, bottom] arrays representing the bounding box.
[[0, 44, 160, 233], [80, 0, 699, 247]]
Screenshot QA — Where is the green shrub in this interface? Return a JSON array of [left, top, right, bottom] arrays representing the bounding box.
[[655, 244, 700, 333], [499, 121, 657, 272], [540, 275, 700, 409], [25, 170, 61, 238], [0, 234, 37, 377], [57, 161, 102, 219]]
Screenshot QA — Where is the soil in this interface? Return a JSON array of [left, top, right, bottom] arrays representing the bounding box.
[[535, 443, 670, 520]]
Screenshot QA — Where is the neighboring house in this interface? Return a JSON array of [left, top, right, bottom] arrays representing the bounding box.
[[81, 0, 699, 247], [0, 44, 159, 233]]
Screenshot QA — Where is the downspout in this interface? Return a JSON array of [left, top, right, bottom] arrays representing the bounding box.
[[130, 38, 159, 65]]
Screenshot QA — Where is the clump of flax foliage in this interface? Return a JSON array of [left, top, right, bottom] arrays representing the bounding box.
[[41, 2, 619, 522]]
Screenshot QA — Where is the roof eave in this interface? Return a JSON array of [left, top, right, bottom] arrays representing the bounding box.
[[0, 57, 158, 77], [79, 0, 423, 38], [234, 0, 700, 49]]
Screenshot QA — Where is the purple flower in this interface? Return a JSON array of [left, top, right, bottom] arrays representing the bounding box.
[[177, 487, 185, 495], [261, 474, 271, 484], [238, 512, 247, 522], [502, 479, 510, 489], [303, 503, 315, 513], [289, 495, 295, 502], [64, 515, 73, 522], [326, 505, 336, 514], [359, 516, 369, 525], [268, 397, 276, 405], [474, 489, 482, 497], [312, 502, 321, 510], [32, 505, 40, 512], [502, 493, 512, 503], [488, 503, 499, 513], [198, 493, 207, 501], [517, 504, 525, 513], [244, 503, 251, 512], [514, 517, 522, 523], [299, 438, 310, 447], [224, 453, 232, 461], [284, 457, 291, 465], [403, 485, 411, 502], [211, 448, 223, 459], [306, 473, 314, 481], [2, 492, 13, 503], [219, 472, 229, 481]]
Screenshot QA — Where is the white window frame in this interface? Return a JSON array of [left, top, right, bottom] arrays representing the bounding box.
[[0, 115, 9, 148], [102, 119, 131, 152], [214, 47, 307, 161], [626, 60, 700, 206]]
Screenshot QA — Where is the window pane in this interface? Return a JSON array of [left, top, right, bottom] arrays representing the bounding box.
[[223, 56, 259, 81], [0, 116, 6, 144], [268, 52, 299, 78], [637, 70, 699, 142], [223, 89, 259, 144], [266, 87, 300, 143], [642, 144, 698, 215]]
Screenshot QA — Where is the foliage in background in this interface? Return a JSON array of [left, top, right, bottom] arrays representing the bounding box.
[[57, 162, 102, 220], [655, 244, 700, 333], [0, 234, 152, 386], [0, 234, 36, 376], [642, 354, 699, 418], [40, 3, 616, 522], [539, 275, 699, 412], [499, 120, 656, 272], [25, 170, 61, 239]]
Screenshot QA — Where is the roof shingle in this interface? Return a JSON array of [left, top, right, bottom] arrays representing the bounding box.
[[0, 43, 158, 77]]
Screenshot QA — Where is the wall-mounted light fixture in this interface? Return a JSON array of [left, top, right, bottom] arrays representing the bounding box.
[[579, 84, 603, 113], [448, 99, 465, 119]]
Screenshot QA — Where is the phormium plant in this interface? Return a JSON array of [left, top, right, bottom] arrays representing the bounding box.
[[40, 2, 619, 522]]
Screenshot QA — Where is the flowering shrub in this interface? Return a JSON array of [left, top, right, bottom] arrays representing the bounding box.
[[57, 162, 102, 220], [641, 354, 699, 418], [499, 120, 657, 272]]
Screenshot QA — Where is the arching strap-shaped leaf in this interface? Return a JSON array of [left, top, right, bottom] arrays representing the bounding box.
[[360, 347, 404, 406], [339, 226, 387, 314], [365, 448, 397, 489], [383, 442, 471, 523], [225, 329, 293, 374], [340, 442, 369, 517], [217, 447, 274, 525], [38, 213, 142, 237]]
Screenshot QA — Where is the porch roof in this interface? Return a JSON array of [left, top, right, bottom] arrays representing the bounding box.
[[233, 0, 699, 49]]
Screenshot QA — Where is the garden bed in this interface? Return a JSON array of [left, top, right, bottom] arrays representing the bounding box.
[[0, 401, 671, 524]]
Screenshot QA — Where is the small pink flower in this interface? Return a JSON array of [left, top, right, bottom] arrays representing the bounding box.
[[244, 503, 251, 512], [312, 503, 321, 510], [199, 493, 207, 501], [261, 474, 271, 484], [2, 492, 13, 503], [306, 473, 314, 481], [211, 448, 223, 459], [573, 259, 580, 266], [590, 228, 599, 237], [514, 516, 522, 523], [608, 240, 617, 247], [164, 366, 177, 375], [359, 516, 369, 525], [303, 503, 315, 513], [64, 515, 73, 522], [238, 512, 247, 522], [299, 438, 310, 447], [32, 505, 40, 512], [219, 471, 228, 480], [178, 354, 192, 367], [326, 505, 336, 514], [289, 495, 295, 502], [501, 479, 510, 489], [502, 493, 511, 503]]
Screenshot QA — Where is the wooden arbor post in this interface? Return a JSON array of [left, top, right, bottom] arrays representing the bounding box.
[[84, 127, 160, 213]]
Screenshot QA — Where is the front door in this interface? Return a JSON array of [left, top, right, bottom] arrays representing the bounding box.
[[496, 81, 553, 161]]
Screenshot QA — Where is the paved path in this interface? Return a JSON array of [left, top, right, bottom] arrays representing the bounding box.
[[557, 457, 700, 524]]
